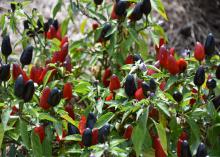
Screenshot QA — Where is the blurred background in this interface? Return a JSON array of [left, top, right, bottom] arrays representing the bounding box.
[[1, 0, 220, 53]]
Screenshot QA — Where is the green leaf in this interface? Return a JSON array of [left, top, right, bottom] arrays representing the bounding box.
[[31, 130, 43, 157], [43, 69, 55, 87], [39, 113, 57, 123], [146, 65, 161, 73], [53, 0, 62, 18], [151, 0, 168, 20], [153, 121, 167, 155], [80, 19, 87, 34], [0, 124, 4, 149], [1, 108, 11, 130], [187, 117, 201, 154], [131, 109, 148, 156], [60, 114, 78, 126], [42, 126, 52, 157], [0, 14, 6, 30], [61, 18, 69, 37], [157, 102, 170, 117], [150, 24, 166, 46], [110, 139, 126, 147], [19, 119, 30, 149], [165, 75, 178, 91], [74, 81, 91, 95], [95, 112, 114, 129], [64, 134, 82, 141]]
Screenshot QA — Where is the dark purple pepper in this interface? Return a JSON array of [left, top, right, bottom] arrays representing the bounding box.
[[204, 33, 215, 56], [1, 35, 12, 57], [82, 128, 92, 147], [149, 78, 157, 92], [52, 19, 59, 31], [99, 23, 112, 42], [14, 74, 25, 98], [195, 143, 207, 157], [68, 123, 80, 135], [11, 3, 16, 12], [20, 45, 33, 66], [206, 79, 216, 90], [23, 80, 35, 102], [215, 64, 220, 80], [124, 74, 137, 98], [129, 2, 143, 22], [94, 0, 103, 5], [86, 112, 97, 129], [23, 20, 30, 30], [212, 95, 220, 111], [180, 140, 192, 157], [133, 54, 143, 63], [141, 0, 151, 15], [115, 0, 128, 17], [172, 91, 183, 102], [47, 87, 61, 106], [194, 66, 205, 87], [98, 124, 110, 143], [0, 64, 10, 82], [141, 82, 150, 97]]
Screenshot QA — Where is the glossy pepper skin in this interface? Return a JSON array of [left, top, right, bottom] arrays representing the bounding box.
[[20, 45, 33, 66], [195, 143, 207, 157], [167, 55, 179, 75], [86, 112, 97, 129], [14, 74, 25, 98], [92, 128, 99, 145], [212, 95, 220, 110], [47, 87, 61, 106], [1, 35, 12, 58], [135, 88, 145, 101], [52, 19, 59, 31], [102, 68, 111, 87], [82, 128, 92, 147], [0, 64, 10, 82], [98, 124, 110, 143], [94, 0, 103, 5], [63, 82, 72, 100], [109, 74, 121, 91], [129, 2, 143, 22], [141, 0, 151, 15], [124, 74, 137, 98], [215, 64, 220, 79], [34, 126, 45, 143], [173, 91, 183, 102], [98, 24, 112, 42], [115, 0, 128, 17], [123, 125, 133, 140], [11, 3, 16, 12], [39, 87, 51, 110], [133, 54, 143, 63], [141, 82, 150, 97], [177, 58, 188, 73], [23, 80, 35, 102], [180, 140, 192, 157], [206, 79, 216, 89], [205, 33, 215, 56], [68, 123, 80, 135], [149, 78, 157, 93], [194, 66, 205, 87], [194, 42, 205, 61], [65, 103, 75, 120], [153, 137, 167, 157]]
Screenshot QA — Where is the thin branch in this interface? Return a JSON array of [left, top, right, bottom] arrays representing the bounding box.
[[70, 0, 101, 25]]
